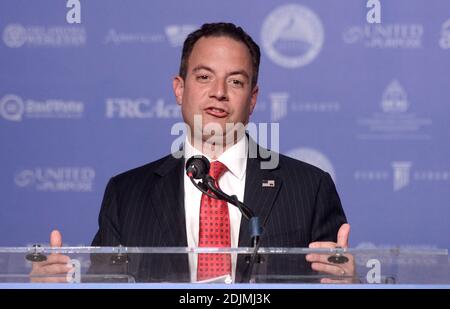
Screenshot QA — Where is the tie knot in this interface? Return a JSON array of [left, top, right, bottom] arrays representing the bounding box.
[[209, 161, 227, 180]]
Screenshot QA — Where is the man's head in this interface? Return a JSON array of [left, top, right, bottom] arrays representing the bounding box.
[[179, 23, 260, 88], [173, 23, 261, 151]]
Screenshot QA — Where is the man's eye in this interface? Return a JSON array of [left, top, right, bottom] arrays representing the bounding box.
[[230, 79, 244, 87], [196, 75, 210, 81]]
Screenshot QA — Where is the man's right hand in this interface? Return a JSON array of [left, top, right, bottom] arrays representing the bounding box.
[[30, 230, 73, 283]]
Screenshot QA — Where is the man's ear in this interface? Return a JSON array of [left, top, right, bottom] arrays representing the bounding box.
[[249, 85, 259, 115], [173, 76, 184, 106]]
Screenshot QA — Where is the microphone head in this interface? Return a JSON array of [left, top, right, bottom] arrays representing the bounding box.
[[186, 155, 210, 179]]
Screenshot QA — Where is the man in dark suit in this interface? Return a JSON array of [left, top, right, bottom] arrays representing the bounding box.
[[33, 23, 351, 283]]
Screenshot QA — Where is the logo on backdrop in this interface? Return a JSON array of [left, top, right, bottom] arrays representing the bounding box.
[[354, 162, 450, 192], [356, 80, 432, 140], [0, 94, 84, 121], [2, 23, 86, 48], [14, 167, 95, 192], [439, 19, 450, 49], [285, 147, 336, 182], [261, 4, 324, 68], [342, 23, 423, 48], [269, 93, 289, 122], [105, 97, 181, 119], [0, 94, 24, 121], [104, 29, 164, 45], [165, 24, 197, 47], [104, 24, 196, 46], [260, 92, 340, 122], [381, 79, 408, 113], [392, 161, 412, 192]]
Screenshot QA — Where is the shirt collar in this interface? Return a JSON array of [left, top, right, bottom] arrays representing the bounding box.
[[184, 136, 247, 180]]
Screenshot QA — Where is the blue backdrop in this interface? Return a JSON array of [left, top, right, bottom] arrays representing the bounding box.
[[1, 0, 449, 249]]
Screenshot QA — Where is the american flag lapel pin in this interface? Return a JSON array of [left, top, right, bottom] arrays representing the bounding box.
[[262, 179, 275, 187]]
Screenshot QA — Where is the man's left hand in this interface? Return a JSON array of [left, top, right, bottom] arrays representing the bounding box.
[[306, 223, 356, 283]]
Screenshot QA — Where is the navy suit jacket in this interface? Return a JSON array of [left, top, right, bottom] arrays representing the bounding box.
[[91, 147, 347, 282]]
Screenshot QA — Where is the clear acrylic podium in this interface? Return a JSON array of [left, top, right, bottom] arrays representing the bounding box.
[[0, 247, 448, 285]]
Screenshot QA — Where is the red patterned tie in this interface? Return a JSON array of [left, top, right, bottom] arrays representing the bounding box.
[[197, 161, 231, 281]]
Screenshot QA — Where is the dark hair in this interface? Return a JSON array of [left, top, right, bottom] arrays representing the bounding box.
[[179, 22, 261, 88]]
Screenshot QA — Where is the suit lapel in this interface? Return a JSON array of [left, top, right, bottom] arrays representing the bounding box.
[[239, 154, 282, 247], [236, 151, 282, 282], [150, 154, 187, 247]]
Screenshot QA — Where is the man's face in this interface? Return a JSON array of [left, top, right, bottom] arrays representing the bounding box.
[[173, 36, 258, 144]]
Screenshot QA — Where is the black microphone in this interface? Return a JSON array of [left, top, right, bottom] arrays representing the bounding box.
[[186, 155, 210, 179]]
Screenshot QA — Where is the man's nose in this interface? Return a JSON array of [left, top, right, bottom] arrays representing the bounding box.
[[209, 79, 228, 101]]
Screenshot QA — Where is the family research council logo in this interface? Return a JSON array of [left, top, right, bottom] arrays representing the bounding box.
[[14, 167, 95, 192], [381, 80, 408, 113], [356, 80, 432, 140], [261, 4, 324, 69], [0, 94, 84, 121], [2, 23, 86, 48]]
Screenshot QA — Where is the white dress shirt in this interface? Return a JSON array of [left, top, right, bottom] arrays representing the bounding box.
[[184, 136, 247, 282]]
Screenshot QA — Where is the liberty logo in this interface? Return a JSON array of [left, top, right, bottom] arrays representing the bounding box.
[[392, 162, 412, 191], [269, 93, 289, 122]]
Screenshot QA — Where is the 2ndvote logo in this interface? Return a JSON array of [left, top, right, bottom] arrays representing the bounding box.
[[261, 4, 324, 69], [14, 167, 95, 192], [0, 94, 84, 121], [2, 23, 86, 48], [0, 94, 24, 121], [2, 24, 27, 48]]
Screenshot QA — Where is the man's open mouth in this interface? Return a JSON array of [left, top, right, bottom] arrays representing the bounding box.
[[205, 107, 228, 118]]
